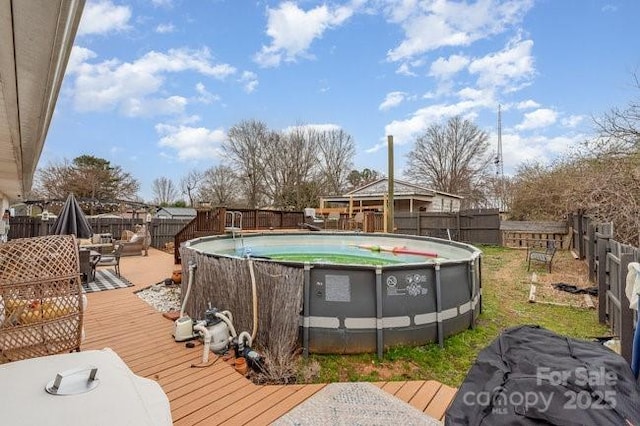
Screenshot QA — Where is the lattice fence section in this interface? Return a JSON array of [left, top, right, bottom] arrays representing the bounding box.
[[0, 235, 83, 363]]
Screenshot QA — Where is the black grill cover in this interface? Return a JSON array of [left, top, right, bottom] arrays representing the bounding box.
[[445, 325, 640, 425]]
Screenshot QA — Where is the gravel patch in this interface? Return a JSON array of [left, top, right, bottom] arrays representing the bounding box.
[[273, 382, 440, 425], [136, 282, 182, 312]]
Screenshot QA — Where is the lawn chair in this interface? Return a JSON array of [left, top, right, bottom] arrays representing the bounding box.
[[96, 243, 123, 276], [304, 208, 324, 226], [348, 212, 365, 231], [325, 212, 341, 230], [527, 240, 557, 273]]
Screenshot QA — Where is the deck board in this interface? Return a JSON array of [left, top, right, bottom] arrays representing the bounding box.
[[80, 249, 457, 424], [406, 380, 442, 412]]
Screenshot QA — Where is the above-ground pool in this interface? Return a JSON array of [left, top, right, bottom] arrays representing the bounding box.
[[183, 232, 482, 356]]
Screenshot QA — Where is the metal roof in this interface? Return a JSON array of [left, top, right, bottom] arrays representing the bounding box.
[[156, 207, 197, 217]]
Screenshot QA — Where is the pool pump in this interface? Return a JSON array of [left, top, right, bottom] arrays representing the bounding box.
[[203, 308, 234, 353]]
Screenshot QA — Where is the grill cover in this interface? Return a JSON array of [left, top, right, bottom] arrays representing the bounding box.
[[445, 325, 640, 425]]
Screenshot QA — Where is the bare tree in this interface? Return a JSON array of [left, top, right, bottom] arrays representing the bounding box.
[[405, 116, 492, 208], [262, 127, 320, 210], [509, 161, 573, 221], [223, 120, 270, 208], [152, 177, 178, 205], [509, 153, 640, 246], [198, 165, 240, 206], [315, 128, 355, 195], [591, 74, 640, 154], [180, 169, 203, 207]]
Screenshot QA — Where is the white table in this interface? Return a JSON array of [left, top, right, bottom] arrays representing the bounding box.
[[0, 348, 172, 425]]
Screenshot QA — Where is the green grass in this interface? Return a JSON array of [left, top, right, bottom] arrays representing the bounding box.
[[300, 245, 610, 387]]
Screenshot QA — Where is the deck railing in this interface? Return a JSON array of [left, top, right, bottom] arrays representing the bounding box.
[[173, 208, 226, 264], [173, 208, 306, 263]]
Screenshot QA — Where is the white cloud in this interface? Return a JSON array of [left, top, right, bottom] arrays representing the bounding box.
[[368, 97, 493, 153], [78, 0, 132, 36], [67, 46, 98, 73], [429, 54, 470, 79], [254, 1, 358, 67], [396, 63, 417, 76], [156, 23, 175, 33], [67, 47, 236, 116], [282, 123, 341, 134], [562, 115, 585, 128], [379, 91, 408, 111], [468, 38, 535, 91], [155, 123, 226, 160], [516, 99, 540, 109], [396, 58, 426, 76], [457, 87, 492, 102], [194, 83, 220, 104], [178, 115, 202, 125], [501, 132, 587, 172], [151, 0, 173, 6], [239, 71, 259, 93], [318, 79, 330, 93], [515, 108, 557, 130], [385, 0, 534, 61], [122, 95, 187, 117]]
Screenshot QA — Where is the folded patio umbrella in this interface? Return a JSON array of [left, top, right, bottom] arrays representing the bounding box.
[[51, 193, 93, 239]]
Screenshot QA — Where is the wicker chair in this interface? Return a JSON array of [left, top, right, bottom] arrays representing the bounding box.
[[0, 235, 84, 364]]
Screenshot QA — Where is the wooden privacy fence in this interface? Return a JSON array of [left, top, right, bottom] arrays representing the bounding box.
[[392, 209, 501, 245], [7, 216, 190, 250], [572, 212, 639, 366]]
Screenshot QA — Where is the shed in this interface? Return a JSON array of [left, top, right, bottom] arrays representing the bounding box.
[[154, 207, 197, 220]]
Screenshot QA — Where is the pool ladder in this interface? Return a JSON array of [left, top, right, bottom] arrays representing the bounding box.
[[225, 211, 243, 233], [225, 211, 246, 253]]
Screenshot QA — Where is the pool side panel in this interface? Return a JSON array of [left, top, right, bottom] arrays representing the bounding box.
[[185, 232, 482, 355]]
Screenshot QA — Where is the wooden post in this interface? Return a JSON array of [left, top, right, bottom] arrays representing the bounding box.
[[588, 223, 596, 282], [382, 193, 388, 233], [619, 253, 634, 364], [597, 235, 609, 324], [577, 211, 585, 259], [387, 135, 394, 233]]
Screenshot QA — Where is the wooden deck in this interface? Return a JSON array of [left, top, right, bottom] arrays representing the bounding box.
[[82, 248, 456, 424]]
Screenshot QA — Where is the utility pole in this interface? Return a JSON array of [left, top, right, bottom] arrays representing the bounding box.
[[387, 135, 394, 233], [494, 104, 503, 178]]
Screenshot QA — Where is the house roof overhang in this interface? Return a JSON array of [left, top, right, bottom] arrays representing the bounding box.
[[0, 0, 85, 201], [321, 193, 436, 203]]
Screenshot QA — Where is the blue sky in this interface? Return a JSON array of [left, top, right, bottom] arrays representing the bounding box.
[[43, 0, 640, 202]]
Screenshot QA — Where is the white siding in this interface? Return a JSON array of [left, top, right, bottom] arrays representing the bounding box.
[[427, 194, 461, 213]]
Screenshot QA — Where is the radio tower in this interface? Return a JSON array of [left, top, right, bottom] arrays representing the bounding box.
[[493, 105, 505, 211], [494, 104, 504, 178]]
